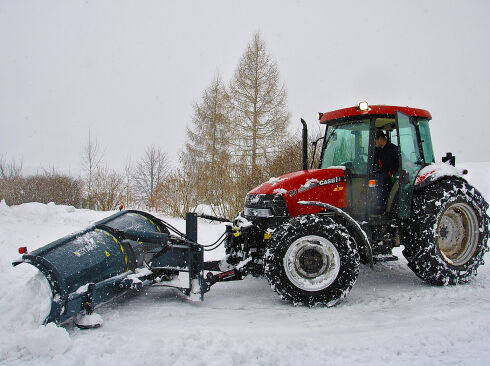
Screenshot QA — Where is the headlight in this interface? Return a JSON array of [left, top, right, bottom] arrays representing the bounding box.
[[358, 101, 369, 111], [244, 207, 273, 218]]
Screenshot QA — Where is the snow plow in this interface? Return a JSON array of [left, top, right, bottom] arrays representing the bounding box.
[[13, 102, 490, 327], [12, 210, 218, 328]]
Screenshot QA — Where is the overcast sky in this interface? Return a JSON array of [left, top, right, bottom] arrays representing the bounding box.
[[1, 0, 489, 176]]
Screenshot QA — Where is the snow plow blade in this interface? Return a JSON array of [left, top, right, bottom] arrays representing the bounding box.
[[12, 210, 206, 326]]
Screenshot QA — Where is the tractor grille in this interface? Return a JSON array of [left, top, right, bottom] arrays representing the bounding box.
[[244, 194, 289, 218]]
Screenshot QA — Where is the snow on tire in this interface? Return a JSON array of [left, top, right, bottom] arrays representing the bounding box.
[[403, 177, 490, 285], [264, 215, 359, 306]]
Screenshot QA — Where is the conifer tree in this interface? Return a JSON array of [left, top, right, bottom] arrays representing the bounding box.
[[183, 74, 234, 217], [229, 32, 290, 186]]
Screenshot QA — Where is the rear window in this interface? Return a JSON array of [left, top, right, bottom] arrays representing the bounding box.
[[418, 120, 435, 164]]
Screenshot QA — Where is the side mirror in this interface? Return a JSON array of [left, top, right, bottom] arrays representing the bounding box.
[[442, 152, 456, 166]]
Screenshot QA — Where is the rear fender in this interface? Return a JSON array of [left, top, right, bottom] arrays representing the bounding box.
[[415, 162, 466, 189]]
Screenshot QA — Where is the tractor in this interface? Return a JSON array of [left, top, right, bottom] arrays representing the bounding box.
[[223, 102, 490, 306], [13, 102, 490, 327]]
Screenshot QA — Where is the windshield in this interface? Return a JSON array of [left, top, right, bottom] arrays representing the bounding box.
[[320, 121, 370, 175]]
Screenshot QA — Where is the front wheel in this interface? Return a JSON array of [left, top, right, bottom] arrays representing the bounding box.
[[264, 215, 359, 306], [403, 178, 490, 285]]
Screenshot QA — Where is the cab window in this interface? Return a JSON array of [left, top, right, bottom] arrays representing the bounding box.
[[418, 119, 435, 164], [321, 121, 370, 175]]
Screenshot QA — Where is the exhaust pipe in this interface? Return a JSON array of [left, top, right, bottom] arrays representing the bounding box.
[[301, 118, 308, 170]]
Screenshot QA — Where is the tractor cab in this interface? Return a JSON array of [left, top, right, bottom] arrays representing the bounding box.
[[318, 102, 435, 221]]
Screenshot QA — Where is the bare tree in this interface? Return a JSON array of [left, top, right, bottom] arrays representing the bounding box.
[[0, 155, 23, 179], [229, 31, 291, 187], [266, 125, 326, 177], [81, 131, 103, 209], [0, 156, 23, 204], [132, 146, 170, 210], [122, 156, 135, 209], [154, 161, 199, 218], [92, 167, 125, 211], [1, 169, 83, 207], [31, 170, 83, 207]]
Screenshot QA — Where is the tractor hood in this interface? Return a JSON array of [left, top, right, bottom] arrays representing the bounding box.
[[247, 167, 347, 217]]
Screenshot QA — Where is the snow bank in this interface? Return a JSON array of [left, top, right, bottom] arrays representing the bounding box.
[[0, 256, 70, 362], [0, 202, 109, 363]]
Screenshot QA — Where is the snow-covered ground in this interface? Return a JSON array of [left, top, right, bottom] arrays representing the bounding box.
[[1, 163, 490, 366]]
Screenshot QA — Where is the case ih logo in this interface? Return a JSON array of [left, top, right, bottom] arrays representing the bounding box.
[[319, 177, 344, 186], [297, 176, 345, 194]]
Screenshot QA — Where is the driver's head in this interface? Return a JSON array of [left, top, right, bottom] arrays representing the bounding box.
[[375, 130, 387, 148]]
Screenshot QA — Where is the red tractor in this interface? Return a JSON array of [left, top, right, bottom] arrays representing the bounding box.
[[223, 102, 490, 306]]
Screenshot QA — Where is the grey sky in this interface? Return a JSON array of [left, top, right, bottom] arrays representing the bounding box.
[[1, 0, 489, 176]]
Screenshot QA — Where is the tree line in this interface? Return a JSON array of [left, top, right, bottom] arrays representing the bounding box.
[[0, 32, 322, 218]]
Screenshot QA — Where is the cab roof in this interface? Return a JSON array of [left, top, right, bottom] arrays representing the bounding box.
[[319, 104, 432, 124]]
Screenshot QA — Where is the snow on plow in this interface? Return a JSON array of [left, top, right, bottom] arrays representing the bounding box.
[[12, 210, 212, 328]]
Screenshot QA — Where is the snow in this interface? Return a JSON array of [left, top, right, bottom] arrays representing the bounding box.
[[160, 272, 190, 288], [234, 213, 254, 228], [302, 178, 319, 188], [416, 161, 465, 185], [75, 283, 91, 295], [1, 163, 490, 365], [273, 188, 288, 195], [267, 177, 285, 185], [74, 312, 103, 329]]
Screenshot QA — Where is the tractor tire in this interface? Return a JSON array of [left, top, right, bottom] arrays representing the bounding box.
[[264, 215, 360, 306], [402, 177, 490, 285]]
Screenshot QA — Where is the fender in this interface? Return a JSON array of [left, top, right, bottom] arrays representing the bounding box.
[[414, 162, 467, 189], [298, 201, 373, 268]]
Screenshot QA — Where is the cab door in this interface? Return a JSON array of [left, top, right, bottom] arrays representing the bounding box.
[[396, 111, 424, 218]]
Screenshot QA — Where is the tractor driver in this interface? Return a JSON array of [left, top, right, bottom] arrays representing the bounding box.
[[373, 130, 399, 214]]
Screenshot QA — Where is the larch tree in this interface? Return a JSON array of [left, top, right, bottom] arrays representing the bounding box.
[[183, 73, 234, 217], [229, 31, 290, 187]]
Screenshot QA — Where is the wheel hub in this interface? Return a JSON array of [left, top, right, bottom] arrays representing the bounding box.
[[437, 202, 479, 266], [297, 247, 328, 278], [284, 235, 340, 291]]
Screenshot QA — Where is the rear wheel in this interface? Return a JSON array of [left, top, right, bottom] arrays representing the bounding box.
[[403, 178, 490, 285], [264, 215, 359, 306]]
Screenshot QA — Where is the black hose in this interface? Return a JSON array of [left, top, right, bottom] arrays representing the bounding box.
[[201, 232, 227, 248], [204, 236, 227, 252]]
